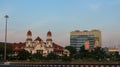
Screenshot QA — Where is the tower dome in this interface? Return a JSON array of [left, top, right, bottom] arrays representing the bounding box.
[[27, 30, 32, 36], [47, 31, 52, 36], [26, 30, 32, 43]]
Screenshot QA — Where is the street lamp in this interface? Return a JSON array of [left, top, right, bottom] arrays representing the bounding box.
[[4, 15, 9, 60]]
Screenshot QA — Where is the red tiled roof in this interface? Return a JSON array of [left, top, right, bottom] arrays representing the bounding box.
[[53, 43, 63, 49], [12, 42, 25, 51], [27, 30, 32, 36], [35, 36, 42, 41], [47, 31, 52, 36], [52, 43, 64, 53]]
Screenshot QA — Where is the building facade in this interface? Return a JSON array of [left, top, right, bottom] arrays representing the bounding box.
[[70, 29, 101, 51], [12, 30, 70, 56]]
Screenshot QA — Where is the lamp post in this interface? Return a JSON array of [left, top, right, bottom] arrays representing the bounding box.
[[4, 15, 9, 61]]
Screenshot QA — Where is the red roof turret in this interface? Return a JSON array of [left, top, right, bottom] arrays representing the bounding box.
[[27, 30, 32, 36], [47, 31, 52, 36]]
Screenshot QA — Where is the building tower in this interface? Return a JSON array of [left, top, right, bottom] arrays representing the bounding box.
[[46, 31, 52, 46], [46, 31, 53, 53], [26, 30, 32, 47], [70, 29, 101, 51]]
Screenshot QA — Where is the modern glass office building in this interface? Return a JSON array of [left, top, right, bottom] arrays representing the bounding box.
[[70, 29, 101, 51]]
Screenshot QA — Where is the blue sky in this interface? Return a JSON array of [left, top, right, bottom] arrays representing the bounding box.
[[0, 0, 120, 47]]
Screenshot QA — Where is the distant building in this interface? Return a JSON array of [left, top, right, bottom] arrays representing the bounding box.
[[104, 47, 119, 56], [12, 30, 70, 56], [70, 29, 101, 51]]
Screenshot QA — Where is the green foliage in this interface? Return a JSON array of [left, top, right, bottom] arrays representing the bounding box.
[[0, 42, 12, 60], [65, 46, 77, 57], [46, 52, 58, 60], [0, 43, 4, 54], [32, 52, 43, 60], [79, 46, 91, 59], [115, 55, 120, 61], [62, 55, 71, 62], [0, 42, 12, 54], [18, 50, 31, 60], [78, 46, 113, 61], [92, 47, 106, 60], [73, 53, 80, 59]]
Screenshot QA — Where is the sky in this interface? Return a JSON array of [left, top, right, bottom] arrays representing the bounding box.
[[0, 0, 120, 48]]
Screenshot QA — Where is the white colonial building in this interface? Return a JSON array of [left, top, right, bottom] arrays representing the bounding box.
[[24, 30, 70, 56]]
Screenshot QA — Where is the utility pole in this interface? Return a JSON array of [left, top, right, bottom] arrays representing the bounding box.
[[4, 15, 9, 61]]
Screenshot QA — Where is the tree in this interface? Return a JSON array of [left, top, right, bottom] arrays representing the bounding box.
[[62, 55, 71, 62], [18, 50, 31, 60], [0, 43, 4, 60], [0, 43, 4, 55], [79, 46, 90, 59], [92, 47, 106, 61], [46, 52, 58, 60], [0, 42, 13, 60], [65, 46, 77, 57], [0, 42, 12, 54], [32, 52, 43, 60]]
